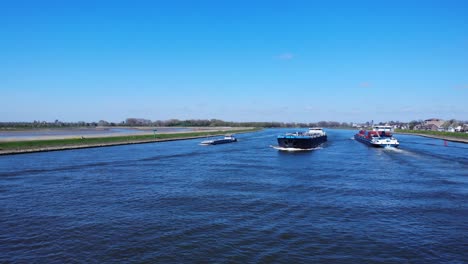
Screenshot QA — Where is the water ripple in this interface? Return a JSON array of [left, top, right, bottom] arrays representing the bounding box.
[[0, 129, 467, 263]]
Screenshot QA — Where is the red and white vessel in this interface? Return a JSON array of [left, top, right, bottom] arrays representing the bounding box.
[[354, 126, 399, 148]]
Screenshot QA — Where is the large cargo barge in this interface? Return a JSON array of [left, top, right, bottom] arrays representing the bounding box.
[[277, 128, 327, 150]]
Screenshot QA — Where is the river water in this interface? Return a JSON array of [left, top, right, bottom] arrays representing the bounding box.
[[0, 129, 467, 263]]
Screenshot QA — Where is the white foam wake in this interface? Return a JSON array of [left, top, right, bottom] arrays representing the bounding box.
[[383, 146, 403, 152], [270, 145, 322, 152]]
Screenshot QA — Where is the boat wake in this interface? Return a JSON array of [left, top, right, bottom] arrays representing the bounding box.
[[270, 145, 322, 152], [383, 146, 403, 153]]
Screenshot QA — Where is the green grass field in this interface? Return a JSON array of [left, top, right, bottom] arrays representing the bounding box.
[[395, 129, 468, 139], [0, 128, 260, 151]]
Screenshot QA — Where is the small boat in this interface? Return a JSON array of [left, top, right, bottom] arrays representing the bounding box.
[[354, 125, 399, 148], [200, 135, 237, 145], [276, 128, 327, 150]]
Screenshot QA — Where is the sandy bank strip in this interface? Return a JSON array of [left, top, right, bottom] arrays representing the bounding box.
[[394, 132, 468, 144]]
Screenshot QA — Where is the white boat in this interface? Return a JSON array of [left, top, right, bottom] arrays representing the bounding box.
[[200, 135, 237, 145], [354, 126, 399, 148]]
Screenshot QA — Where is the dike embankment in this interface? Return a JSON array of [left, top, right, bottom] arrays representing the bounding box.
[[394, 132, 468, 144], [0, 127, 261, 156]]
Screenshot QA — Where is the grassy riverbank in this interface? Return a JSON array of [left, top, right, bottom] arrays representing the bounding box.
[[394, 129, 468, 143], [395, 129, 468, 139], [0, 128, 261, 155]]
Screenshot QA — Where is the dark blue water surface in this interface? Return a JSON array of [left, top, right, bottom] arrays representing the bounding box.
[[1, 129, 467, 263]]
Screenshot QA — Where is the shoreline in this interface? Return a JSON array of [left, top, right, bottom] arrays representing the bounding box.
[[0, 126, 238, 142], [394, 132, 468, 144], [0, 127, 260, 156]]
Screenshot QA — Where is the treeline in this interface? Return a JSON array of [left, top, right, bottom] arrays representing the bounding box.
[[0, 119, 354, 129], [377, 119, 467, 130], [148, 119, 352, 128], [0, 120, 123, 129], [99, 118, 353, 128]]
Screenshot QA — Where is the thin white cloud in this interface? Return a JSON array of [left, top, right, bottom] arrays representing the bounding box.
[[359, 82, 372, 88], [276, 53, 294, 60]]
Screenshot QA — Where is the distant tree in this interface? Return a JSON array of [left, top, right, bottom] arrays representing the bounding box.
[[408, 120, 419, 130], [125, 118, 138, 126], [341, 122, 350, 127], [165, 119, 181, 126], [442, 119, 459, 128], [317, 121, 327, 127], [98, 120, 109, 126]]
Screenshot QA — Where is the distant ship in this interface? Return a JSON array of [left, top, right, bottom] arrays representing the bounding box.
[[200, 135, 237, 145], [276, 128, 327, 150], [354, 126, 399, 148]]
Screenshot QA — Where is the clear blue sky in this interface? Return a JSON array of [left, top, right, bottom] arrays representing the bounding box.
[[1, 0, 467, 123]]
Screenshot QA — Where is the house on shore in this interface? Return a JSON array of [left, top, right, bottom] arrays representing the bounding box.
[[413, 118, 445, 131], [425, 118, 444, 127], [414, 124, 439, 131]]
